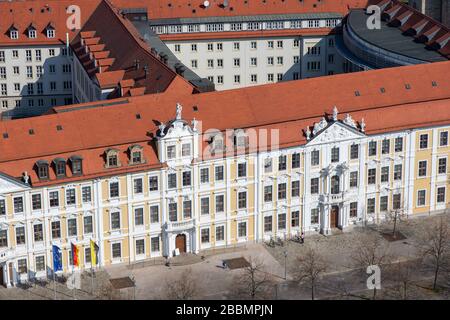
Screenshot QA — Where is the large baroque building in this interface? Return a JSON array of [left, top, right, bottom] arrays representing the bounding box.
[[0, 61, 449, 287]]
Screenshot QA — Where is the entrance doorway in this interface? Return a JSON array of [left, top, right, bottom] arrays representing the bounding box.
[[330, 206, 339, 228], [175, 234, 186, 254]]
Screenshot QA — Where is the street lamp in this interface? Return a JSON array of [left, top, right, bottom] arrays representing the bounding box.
[[283, 250, 288, 280]]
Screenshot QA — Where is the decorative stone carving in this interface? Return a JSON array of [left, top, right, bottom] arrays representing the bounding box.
[[22, 172, 29, 184], [332, 106, 338, 121], [305, 126, 311, 140], [158, 123, 166, 136], [343, 113, 357, 128], [176, 103, 182, 120], [191, 118, 198, 132], [313, 117, 328, 135], [360, 118, 366, 132]]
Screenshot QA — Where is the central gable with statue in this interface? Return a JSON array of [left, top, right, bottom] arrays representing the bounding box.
[[304, 106, 366, 146]]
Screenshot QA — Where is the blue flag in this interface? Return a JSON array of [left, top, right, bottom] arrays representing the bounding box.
[[52, 245, 62, 272]]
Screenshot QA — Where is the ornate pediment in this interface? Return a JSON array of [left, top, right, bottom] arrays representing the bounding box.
[[307, 122, 365, 146], [0, 172, 30, 195]]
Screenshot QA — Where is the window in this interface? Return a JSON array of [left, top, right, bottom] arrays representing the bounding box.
[[264, 216, 272, 233], [216, 225, 225, 241], [0, 83, 7, 96], [311, 178, 319, 194], [292, 181, 300, 197], [16, 227, 26, 245], [46, 191, 58, 209], [149, 176, 159, 191], [233, 58, 240, 67], [0, 230, 8, 247], [237, 163, 246, 178], [13, 196, 24, 213], [368, 141, 377, 156], [438, 158, 447, 174], [278, 214, 286, 230], [267, 57, 274, 65], [393, 194, 401, 210], [84, 248, 91, 264], [238, 222, 247, 238], [437, 187, 446, 203], [382, 139, 390, 154], [417, 190, 426, 207], [215, 195, 224, 213], [294, 56, 300, 64], [217, 75, 224, 84], [82, 186, 91, 203], [66, 189, 76, 206], [331, 147, 339, 163], [350, 202, 358, 217], [264, 159, 273, 173], [136, 239, 145, 256], [250, 57, 257, 66], [34, 224, 43, 242], [367, 198, 376, 214], [51, 221, 61, 239], [419, 134, 428, 149], [264, 186, 273, 202], [395, 137, 403, 152], [440, 131, 448, 146], [84, 216, 93, 234], [278, 155, 287, 171], [110, 182, 119, 198], [112, 243, 121, 259], [134, 208, 144, 226], [231, 23, 242, 31], [250, 41, 257, 49], [18, 259, 27, 274], [131, 150, 142, 164], [191, 60, 197, 68], [68, 218, 77, 237], [217, 59, 224, 68], [134, 178, 143, 194], [47, 28, 55, 38], [200, 197, 210, 215], [168, 173, 177, 189], [174, 44, 181, 52], [32, 194, 42, 210], [233, 42, 240, 50], [277, 57, 283, 65], [215, 166, 224, 181], [311, 208, 319, 224], [0, 67, 5, 79], [418, 161, 427, 177], [150, 205, 159, 223], [205, 24, 224, 32], [200, 168, 209, 183], [344, 171, 355, 189], [0, 51, 4, 62], [234, 75, 241, 84], [182, 171, 191, 187], [13, 67, 19, 75], [380, 196, 388, 212], [267, 73, 274, 82], [151, 237, 160, 252], [331, 176, 340, 194], [278, 183, 287, 200], [181, 143, 191, 157], [238, 192, 247, 209], [111, 212, 121, 230], [394, 164, 402, 180], [26, 50, 32, 62], [250, 74, 257, 83], [311, 150, 320, 166], [207, 59, 214, 68], [381, 166, 389, 183], [49, 65, 56, 73], [291, 211, 300, 227], [10, 29, 18, 39], [201, 228, 210, 243], [368, 168, 376, 184], [169, 203, 178, 222], [0, 199, 6, 216]]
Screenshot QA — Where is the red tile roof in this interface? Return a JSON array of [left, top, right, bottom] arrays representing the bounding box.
[[0, 0, 101, 46], [0, 61, 449, 187], [110, 0, 368, 19]]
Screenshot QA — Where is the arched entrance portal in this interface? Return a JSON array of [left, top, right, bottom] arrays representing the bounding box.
[[175, 234, 186, 254]]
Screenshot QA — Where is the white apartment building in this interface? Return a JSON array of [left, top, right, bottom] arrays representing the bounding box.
[[153, 16, 350, 90]]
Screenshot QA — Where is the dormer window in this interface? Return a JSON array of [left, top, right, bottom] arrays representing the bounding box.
[[105, 148, 120, 168], [36, 160, 49, 180], [69, 155, 83, 175], [46, 24, 55, 38], [233, 129, 247, 148], [53, 158, 66, 177], [212, 134, 224, 151], [28, 26, 37, 39], [9, 27, 18, 40], [129, 145, 145, 165]]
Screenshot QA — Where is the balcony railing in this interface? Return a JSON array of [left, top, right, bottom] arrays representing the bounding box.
[[166, 219, 195, 232], [319, 192, 346, 204]]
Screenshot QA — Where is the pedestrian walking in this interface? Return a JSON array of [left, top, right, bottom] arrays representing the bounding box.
[[222, 260, 227, 269], [301, 232, 305, 244]]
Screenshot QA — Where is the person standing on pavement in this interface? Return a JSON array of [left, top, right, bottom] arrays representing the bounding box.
[[301, 232, 305, 244]]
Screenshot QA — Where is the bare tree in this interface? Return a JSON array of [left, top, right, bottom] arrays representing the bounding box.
[[233, 256, 272, 299], [164, 268, 198, 300], [385, 258, 420, 300], [417, 215, 450, 291], [293, 245, 327, 300], [350, 233, 390, 300], [385, 208, 406, 239]]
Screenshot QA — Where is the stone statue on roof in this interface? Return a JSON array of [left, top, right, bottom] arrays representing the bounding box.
[[332, 106, 339, 121], [176, 103, 182, 120]]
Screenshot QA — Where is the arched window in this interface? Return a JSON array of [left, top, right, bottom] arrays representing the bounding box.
[[331, 175, 340, 194], [128, 145, 145, 165], [105, 149, 120, 168]]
